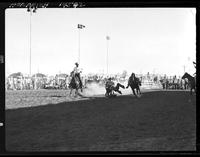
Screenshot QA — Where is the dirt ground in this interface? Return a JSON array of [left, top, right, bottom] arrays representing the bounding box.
[[5, 87, 161, 110], [5, 90, 196, 152]]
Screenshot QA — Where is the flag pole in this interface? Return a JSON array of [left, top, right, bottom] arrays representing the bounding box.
[[78, 26, 80, 64], [107, 38, 108, 76], [77, 24, 85, 65], [29, 10, 32, 78], [106, 36, 110, 76]]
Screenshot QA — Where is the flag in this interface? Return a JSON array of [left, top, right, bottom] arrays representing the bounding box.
[[106, 36, 110, 40], [78, 24, 85, 29]]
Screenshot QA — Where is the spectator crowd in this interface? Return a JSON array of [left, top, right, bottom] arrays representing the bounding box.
[[5, 72, 189, 91]]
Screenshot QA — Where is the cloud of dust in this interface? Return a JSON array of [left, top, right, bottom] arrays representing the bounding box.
[[82, 82, 132, 97], [82, 82, 106, 97], [81, 81, 162, 98]]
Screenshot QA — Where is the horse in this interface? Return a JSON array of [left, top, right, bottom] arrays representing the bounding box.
[[68, 72, 83, 97], [105, 82, 125, 97], [126, 77, 141, 97], [182, 72, 196, 95]]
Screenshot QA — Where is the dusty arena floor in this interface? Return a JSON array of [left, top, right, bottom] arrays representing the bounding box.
[[5, 89, 196, 152]]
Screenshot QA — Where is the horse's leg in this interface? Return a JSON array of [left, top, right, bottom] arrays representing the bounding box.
[[77, 89, 83, 97], [137, 86, 141, 95], [70, 88, 76, 98], [136, 87, 139, 95], [76, 88, 83, 97], [73, 89, 76, 97], [131, 87, 137, 97], [77, 76, 83, 92], [74, 89, 78, 97], [76, 88, 79, 97], [105, 88, 109, 97], [139, 86, 141, 94], [107, 88, 112, 97], [69, 88, 72, 97]]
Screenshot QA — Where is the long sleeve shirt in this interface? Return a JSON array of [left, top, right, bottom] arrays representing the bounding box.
[[105, 80, 115, 89], [73, 66, 81, 74]]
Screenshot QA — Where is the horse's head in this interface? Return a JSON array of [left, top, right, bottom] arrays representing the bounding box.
[[182, 72, 195, 84], [182, 72, 191, 79]]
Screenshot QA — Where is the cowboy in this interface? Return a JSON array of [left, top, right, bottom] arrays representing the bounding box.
[[105, 77, 115, 91], [105, 77, 123, 96], [73, 62, 83, 91]]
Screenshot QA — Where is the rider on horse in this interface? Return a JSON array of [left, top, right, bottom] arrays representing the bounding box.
[[73, 62, 83, 92]]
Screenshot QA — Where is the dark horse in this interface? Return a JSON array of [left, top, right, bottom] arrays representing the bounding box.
[[182, 72, 196, 95], [68, 72, 83, 97], [126, 73, 141, 97], [105, 82, 125, 97]]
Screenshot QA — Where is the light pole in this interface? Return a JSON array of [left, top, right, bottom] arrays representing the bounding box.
[[77, 24, 85, 65], [106, 36, 110, 76], [27, 4, 37, 78], [27, 4, 37, 90]]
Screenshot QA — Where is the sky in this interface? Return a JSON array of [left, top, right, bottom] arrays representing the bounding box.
[[5, 8, 196, 77]]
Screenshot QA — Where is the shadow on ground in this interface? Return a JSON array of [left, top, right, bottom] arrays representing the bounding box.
[[6, 91, 196, 151]]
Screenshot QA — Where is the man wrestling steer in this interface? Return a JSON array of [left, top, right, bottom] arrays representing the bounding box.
[[105, 77, 125, 97]]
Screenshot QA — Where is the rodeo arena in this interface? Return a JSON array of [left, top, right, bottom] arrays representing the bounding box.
[[5, 69, 196, 108], [5, 4, 196, 153], [5, 64, 197, 152]]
